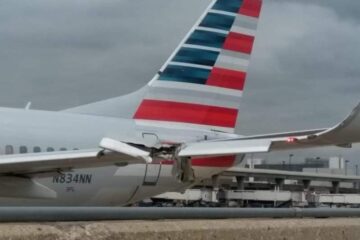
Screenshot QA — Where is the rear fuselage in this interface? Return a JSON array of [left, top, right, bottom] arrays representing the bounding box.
[[0, 107, 238, 206]]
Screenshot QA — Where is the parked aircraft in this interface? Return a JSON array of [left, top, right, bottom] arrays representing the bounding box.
[[0, 0, 358, 206]]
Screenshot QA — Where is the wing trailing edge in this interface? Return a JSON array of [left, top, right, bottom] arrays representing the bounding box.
[[179, 139, 271, 157]]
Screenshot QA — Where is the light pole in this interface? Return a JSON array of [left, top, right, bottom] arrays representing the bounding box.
[[315, 156, 321, 173], [356, 164, 360, 191], [289, 154, 294, 171], [345, 160, 350, 175]]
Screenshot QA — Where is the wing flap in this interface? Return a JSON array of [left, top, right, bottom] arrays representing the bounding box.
[[100, 138, 152, 163], [178, 139, 272, 157]]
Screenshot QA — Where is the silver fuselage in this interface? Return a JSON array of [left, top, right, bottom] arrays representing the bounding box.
[[0, 107, 237, 206]]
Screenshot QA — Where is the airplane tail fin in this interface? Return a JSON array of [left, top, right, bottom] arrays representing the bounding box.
[[66, 0, 263, 133]]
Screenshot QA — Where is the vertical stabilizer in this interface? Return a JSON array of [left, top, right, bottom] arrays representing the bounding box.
[[66, 0, 263, 133]]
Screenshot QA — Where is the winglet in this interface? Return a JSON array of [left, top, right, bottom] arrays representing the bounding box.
[[334, 101, 360, 130], [25, 102, 32, 110], [270, 101, 360, 150]]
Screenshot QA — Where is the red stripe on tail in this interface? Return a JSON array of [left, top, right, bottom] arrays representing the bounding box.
[[134, 99, 238, 128], [207, 67, 246, 91], [223, 32, 254, 54], [239, 0, 262, 18]]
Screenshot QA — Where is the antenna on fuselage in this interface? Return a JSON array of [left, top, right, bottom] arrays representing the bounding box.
[[25, 102, 32, 110]]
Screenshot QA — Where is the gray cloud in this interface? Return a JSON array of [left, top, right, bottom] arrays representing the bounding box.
[[239, 1, 360, 133], [272, 0, 360, 23], [238, 0, 360, 165], [0, 0, 359, 165], [0, 0, 209, 108]]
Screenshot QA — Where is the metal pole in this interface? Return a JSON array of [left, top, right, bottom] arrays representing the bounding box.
[[356, 164, 360, 191], [315, 156, 321, 173], [289, 154, 294, 171], [0, 207, 358, 222], [345, 160, 350, 176]]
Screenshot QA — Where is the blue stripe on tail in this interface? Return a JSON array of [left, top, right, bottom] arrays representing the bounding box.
[[159, 65, 211, 84], [200, 12, 236, 31], [212, 0, 244, 13], [186, 30, 226, 49], [172, 47, 220, 66]]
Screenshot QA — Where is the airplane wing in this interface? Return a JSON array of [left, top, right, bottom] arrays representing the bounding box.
[[179, 102, 360, 157], [0, 138, 151, 175], [2, 103, 359, 174]]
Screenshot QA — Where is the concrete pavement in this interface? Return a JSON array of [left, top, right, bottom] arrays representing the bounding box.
[[0, 218, 359, 240]]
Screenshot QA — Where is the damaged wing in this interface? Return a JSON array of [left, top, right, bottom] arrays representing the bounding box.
[[0, 138, 151, 175], [179, 102, 360, 157]]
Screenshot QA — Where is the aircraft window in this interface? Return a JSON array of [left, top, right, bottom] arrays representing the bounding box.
[[19, 146, 27, 154], [33, 146, 41, 153], [5, 145, 14, 155], [60, 148, 67, 151], [47, 147, 54, 152]]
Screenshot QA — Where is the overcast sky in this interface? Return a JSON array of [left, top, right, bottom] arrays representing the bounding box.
[[0, 0, 359, 166]]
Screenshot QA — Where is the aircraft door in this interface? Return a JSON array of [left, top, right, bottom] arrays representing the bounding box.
[[143, 162, 162, 186], [142, 132, 160, 148], [141, 132, 162, 186]]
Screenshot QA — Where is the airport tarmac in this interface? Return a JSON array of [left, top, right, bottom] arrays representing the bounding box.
[[1, 218, 359, 240]]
